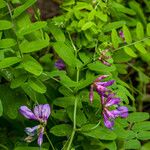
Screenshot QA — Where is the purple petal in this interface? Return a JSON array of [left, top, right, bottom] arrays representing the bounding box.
[[38, 127, 44, 146], [102, 60, 111, 66], [96, 85, 110, 94], [25, 125, 39, 136], [105, 97, 120, 107], [97, 80, 115, 87], [89, 85, 94, 103], [119, 31, 124, 38], [104, 109, 116, 119], [41, 104, 51, 121], [55, 59, 65, 70], [34, 105, 43, 120], [95, 75, 109, 82], [34, 104, 51, 122], [19, 106, 37, 120], [103, 112, 114, 129], [117, 106, 128, 118]]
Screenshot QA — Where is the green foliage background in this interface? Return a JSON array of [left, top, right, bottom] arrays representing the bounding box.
[[0, 0, 150, 149]]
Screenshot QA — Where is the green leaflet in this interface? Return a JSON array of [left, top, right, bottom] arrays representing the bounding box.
[[15, 147, 48, 150], [136, 22, 144, 40], [127, 112, 149, 123], [47, 21, 65, 42], [18, 21, 47, 36], [0, 20, 12, 30], [124, 139, 141, 150], [22, 55, 43, 76], [134, 42, 147, 54], [28, 77, 47, 93], [124, 47, 137, 58], [123, 25, 132, 44], [19, 40, 49, 53], [146, 23, 150, 36], [53, 41, 77, 67], [103, 21, 126, 32], [0, 57, 21, 69], [0, 39, 16, 48], [111, 29, 119, 48], [137, 131, 150, 140], [12, 0, 37, 18], [50, 124, 72, 136]]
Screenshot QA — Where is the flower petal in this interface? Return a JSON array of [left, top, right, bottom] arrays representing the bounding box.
[[105, 97, 120, 107], [34, 105, 43, 120], [97, 80, 115, 87], [117, 106, 128, 118], [19, 106, 37, 120], [55, 59, 65, 70], [103, 112, 114, 129], [25, 125, 39, 136], [89, 85, 94, 103], [95, 75, 109, 82], [38, 127, 44, 146], [41, 104, 51, 121]]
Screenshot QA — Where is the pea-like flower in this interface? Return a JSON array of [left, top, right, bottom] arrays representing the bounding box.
[[101, 94, 128, 129], [19, 104, 51, 146], [55, 58, 65, 70], [89, 75, 115, 103]]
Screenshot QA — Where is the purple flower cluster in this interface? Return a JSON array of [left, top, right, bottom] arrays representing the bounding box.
[[55, 58, 65, 70], [19, 104, 51, 146], [90, 75, 128, 129]]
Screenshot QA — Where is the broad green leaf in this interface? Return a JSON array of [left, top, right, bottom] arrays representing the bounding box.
[[81, 22, 96, 30], [111, 29, 119, 48], [12, 0, 37, 18], [102, 141, 117, 150], [124, 139, 141, 149], [0, 39, 16, 48], [88, 61, 116, 72], [53, 96, 82, 108], [127, 112, 149, 122], [137, 131, 150, 140], [124, 47, 137, 58], [51, 109, 67, 121], [81, 124, 117, 140], [144, 39, 150, 46], [53, 42, 77, 67], [123, 25, 132, 44], [103, 21, 126, 32], [47, 21, 65, 42], [0, 57, 21, 69], [18, 21, 47, 36], [134, 43, 147, 54], [112, 2, 135, 15], [141, 142, 150, 150], [146, 23, 150, 36], [15, 147, 48, 150], [10, 74, 27, 89], [74, 2, 93, 10], [136, 22, 144, 40], [50, 124, 72, 136], [132, 121, 150, 132], [113, 50, 132, 63], [22, 55, 43, 76], [67, 106, 87, 127], [0, 99, 3, 116], [0, 85, 26, 119], [28, 78, 47, 93], [19, 40, 49, 53], [0, 20, 12, 30], [0, 0, 6, 9]]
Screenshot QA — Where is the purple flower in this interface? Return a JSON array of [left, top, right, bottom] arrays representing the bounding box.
[[119, 31, 124, 39], [102, 95, 128, 129], [89, 75, 115, 103], [19, 104, 51, 146], [55, 59, 65, 70], [19, 104, 50, 124]]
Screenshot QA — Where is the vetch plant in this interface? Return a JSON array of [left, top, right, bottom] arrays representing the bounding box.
[[19, 104, 55, 149]]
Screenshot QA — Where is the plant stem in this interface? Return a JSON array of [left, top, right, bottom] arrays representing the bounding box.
[[45, 132, 55, 150], [67, 97, 78, 150]]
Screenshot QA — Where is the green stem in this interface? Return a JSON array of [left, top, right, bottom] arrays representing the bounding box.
[[6, 2, 23, 58], [0, 144, 8, 150], [45, 132, 55, 150], [67, 97, 78, 150]]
